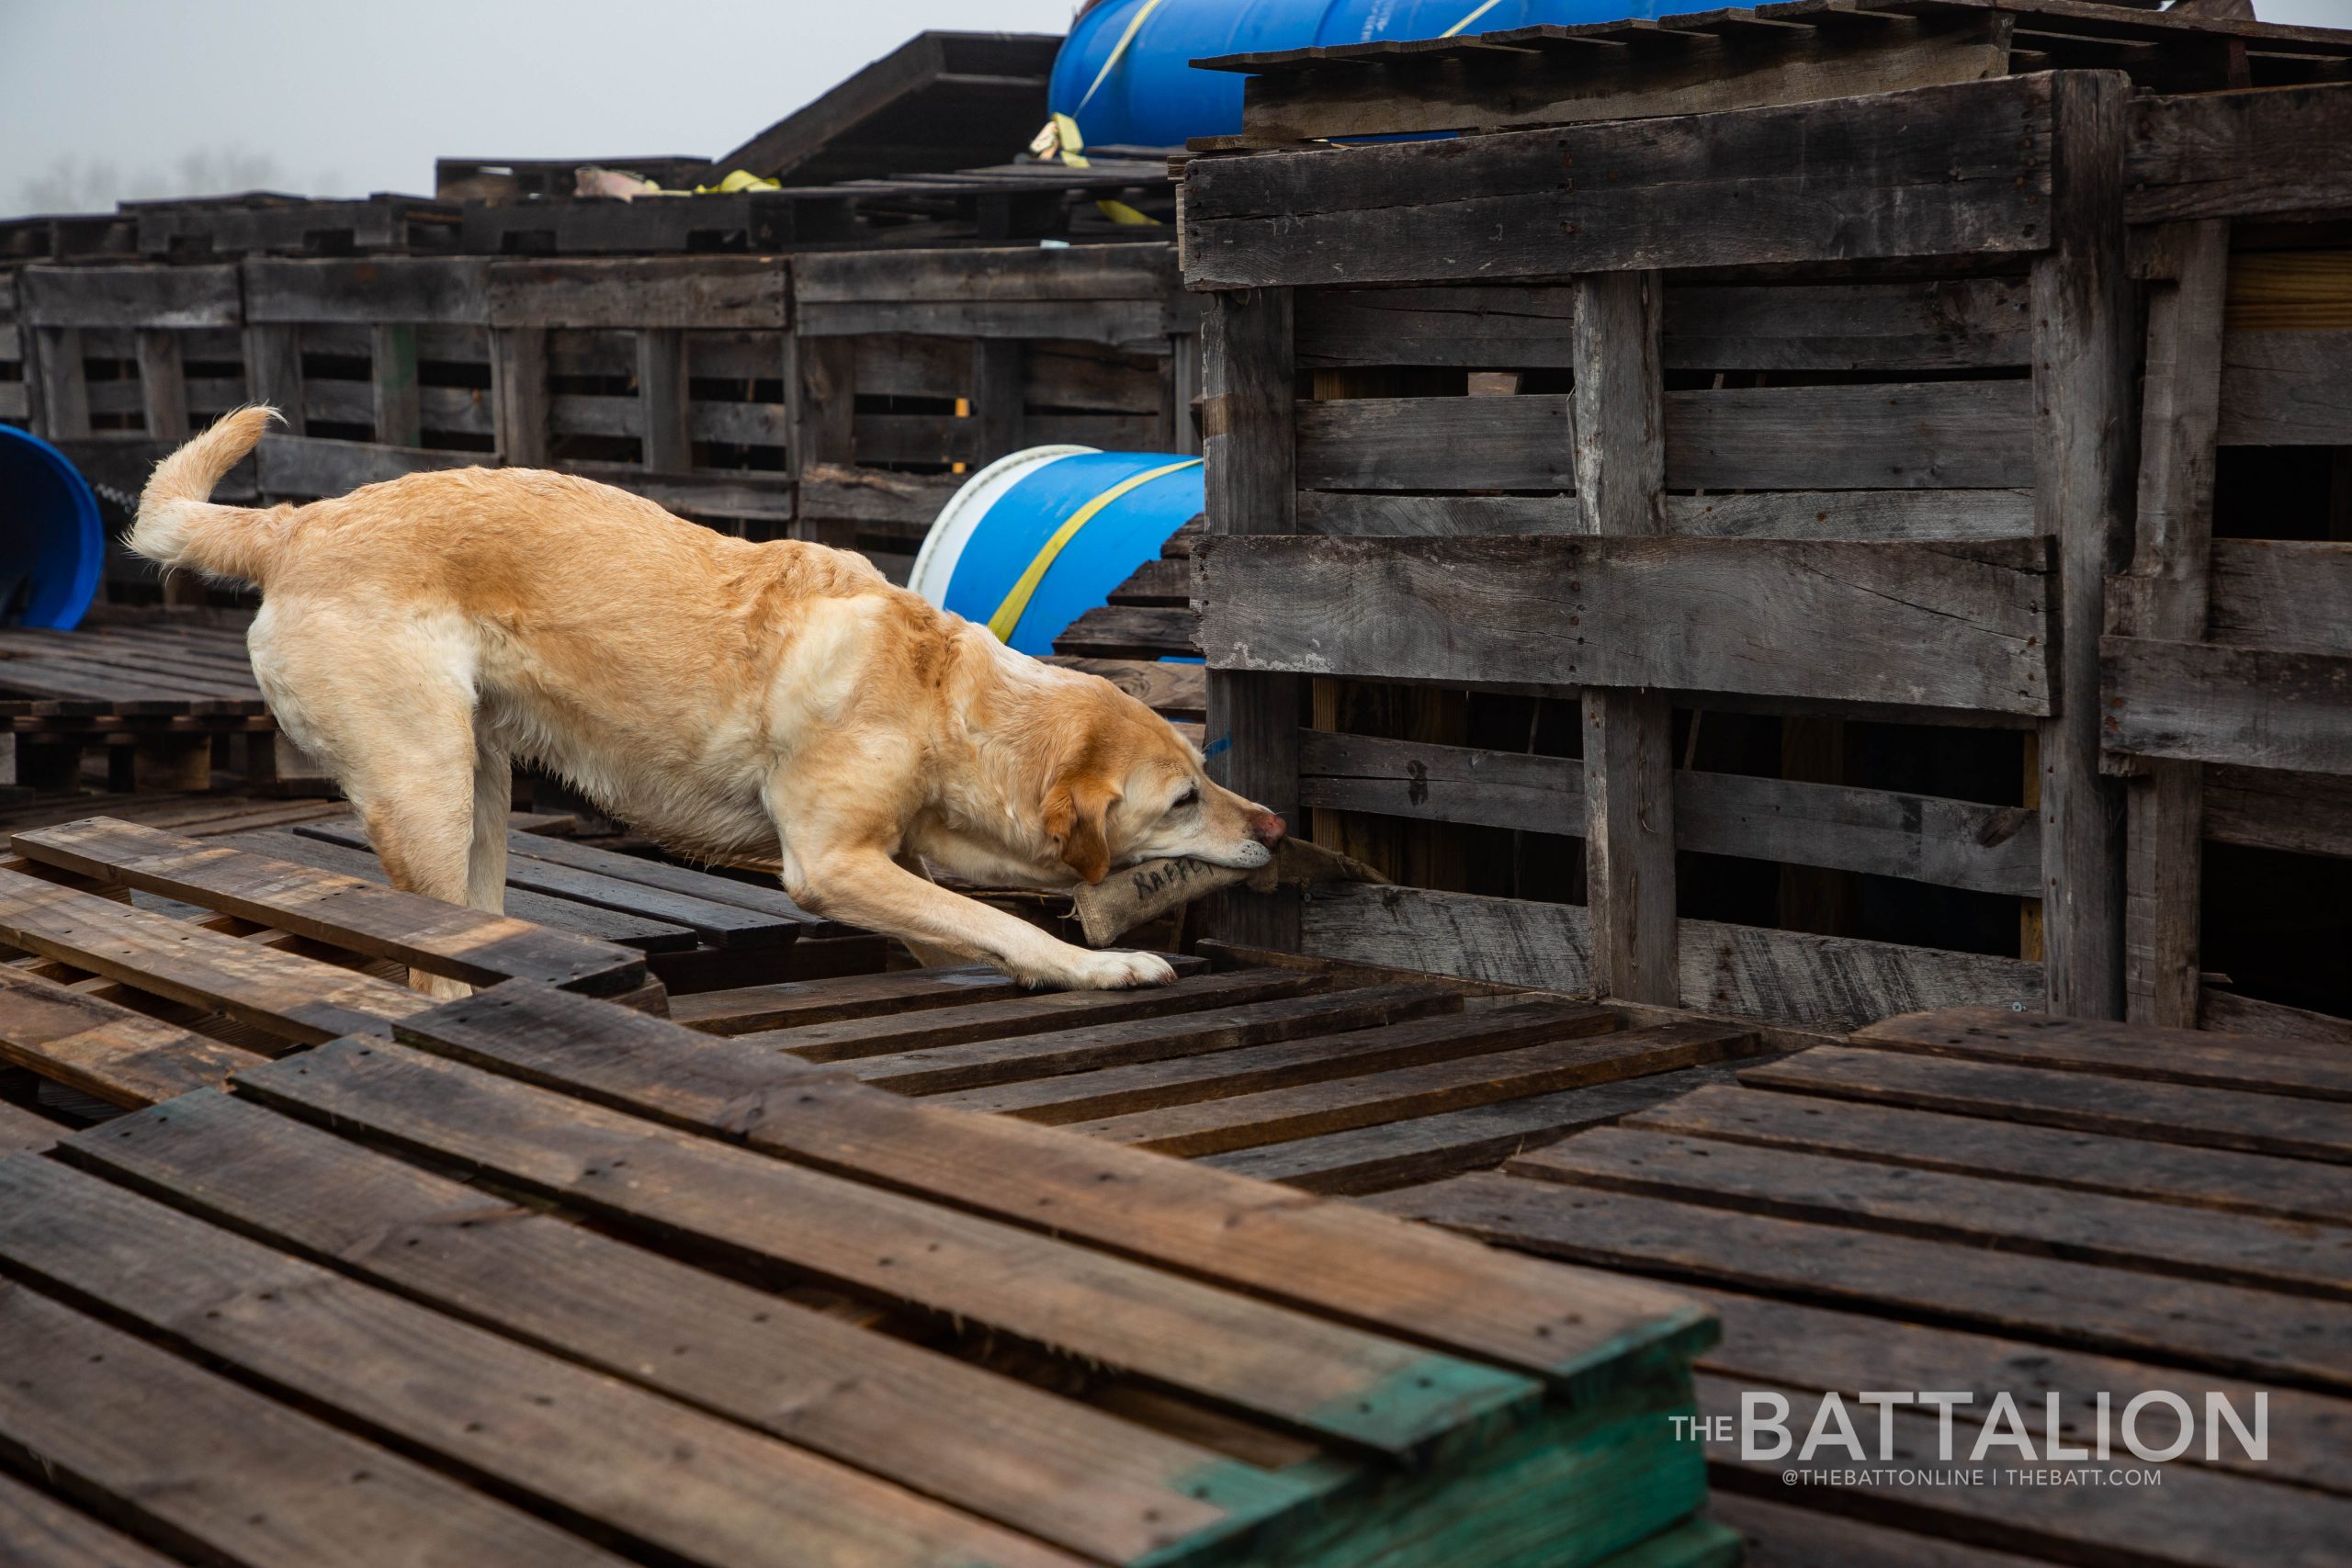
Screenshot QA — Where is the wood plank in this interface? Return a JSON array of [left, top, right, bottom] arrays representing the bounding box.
[[2218, 329, 2352, 446], [253, 433, 482, 498], [0, 1268, 621, 1568], [0, 1467, 182, 1568], [1373, 1174, 2352, 1393], [226, 828, 697, 953], [20, 264, 242, 329], [1185, 74, 2057, 288], [2102, 636, 2352, 773], [1299, 884, 2042, 1032], [497, 829, 838, 929], [0, 865, 430, 1044], [1515, 1124, 2352, 1300], [0, 1156, 1082, 1568], [16, 817, 648, 996], [62, 1089, 1308, 1568], [1851, 1004, 2352, 1099], [380, 977, 1715, 1396], [0, 1099, 65, 1156], [1200, 535, 2052, 714], [481, 256, 787, 330], [0, 964, 261, 1109], [293, 818, 797, 949], [747, 966, 1338, 1062], [1199, 1064, 1744, 1195], [228, 1036, 1540, 1460], [928, 998, 1619, 1122], [2120, 220, 2228, 1031], [2209, 538, 2352, 657], [846, 983, 1457, 1096], [1744, 1045, 2352, 1164], [2033, 71, 2135, 1021], [2203, 987, 2352, 1048], [1200, 285, 1300, 952], [1061, 1021, 1758, 1157], [1239, 9, 2011, 144], [670, 965, 1031, 1033], [1624, 1081, 2346, 1226], [1295, 487, 2036, 541], [1292, 381, 2033, 492], [2125, 82, 2352, 223], [1046, 656, 1206, 721], [1709, 1493, 2048, 1568], [240, 256, 491, 325]]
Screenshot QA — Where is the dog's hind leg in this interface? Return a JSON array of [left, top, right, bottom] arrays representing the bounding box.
[[467, 738, 511, 916]]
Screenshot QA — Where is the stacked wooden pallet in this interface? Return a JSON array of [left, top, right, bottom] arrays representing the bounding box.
[[1373, 1006, 2352, 1565], [0, 855, 1740, 1568], [0, 618, 303, 795]]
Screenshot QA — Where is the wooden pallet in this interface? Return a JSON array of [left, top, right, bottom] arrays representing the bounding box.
[[1368, 1006, 2352, 1567], [130, 194, 461, 259], [0, 976, 1735, 1567]]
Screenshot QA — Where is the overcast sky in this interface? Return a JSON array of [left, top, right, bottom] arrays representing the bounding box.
[[2, 0, 2344, 218], [0, 1, 1081, 216]]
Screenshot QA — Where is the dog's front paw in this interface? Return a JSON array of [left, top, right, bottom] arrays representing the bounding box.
[[1050, 948, 1179, 991]]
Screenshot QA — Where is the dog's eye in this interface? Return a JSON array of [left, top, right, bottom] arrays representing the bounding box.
[[1172, 786, 1199, 811]]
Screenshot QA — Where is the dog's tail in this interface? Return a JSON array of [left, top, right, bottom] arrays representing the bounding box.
[[127, 405, 294, 586]]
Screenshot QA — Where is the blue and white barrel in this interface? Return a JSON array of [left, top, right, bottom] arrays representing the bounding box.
[[910, 446, 1204, 657], [0, 424, 104, 629]]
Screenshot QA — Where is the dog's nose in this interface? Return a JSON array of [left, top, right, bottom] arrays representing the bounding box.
[[1250, 811, 1287, 848]]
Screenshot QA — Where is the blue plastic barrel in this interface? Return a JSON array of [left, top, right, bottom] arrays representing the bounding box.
[[0, 425, 104, 629], [910, 446, 1204, 657], [1052, 0, 1666, 150]]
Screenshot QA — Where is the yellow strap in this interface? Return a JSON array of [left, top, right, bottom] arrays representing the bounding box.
[[1052, 111, 1091, 169], [1076, 0, 1163, 115], [1441, 0, 1504, 37], [1094, 197, 1160, 226], [988, 458, 1201, 642]]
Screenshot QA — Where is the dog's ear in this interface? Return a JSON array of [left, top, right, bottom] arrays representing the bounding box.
[[1045, 773, 1118, 885]]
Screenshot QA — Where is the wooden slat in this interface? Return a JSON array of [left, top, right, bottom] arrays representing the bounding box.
[[1291, 381, 2033, 492], [15, 817, 647, 996], [1062, 1021, 1758, 1157], [1374, 1174, 2352, 1393], [0, 865, 430, 1044], [1199, 536, 2052, 714], [0, 1467, 181, 1568], [752, 967, 1345, 1062], [1514, 1124, 2352, 1300], [0, 1266, 622, 1567], [2217, 330, 2352, 446], [502, 829, 834, 929], [1184, 74, 2057, 288], [671, 965, 1044, 1033], [377, 978, 1715, 1397], [0, 1099, 65, 1156], [0, 964, 261, 1109], [1744, 1045, 2352, 1164], [481, 256, 787, 330], [229, 1035, 1541, 1460], [20, 264, 242, 329], [292, 819, 799, 949], [844, 983, 1458, 1096], [1624, 1081, 2346, 1225], [2102, 636, 2352, 773], [2125, 82, 2352, 224], [1300, 884, 2041, 1032], [1296, 733, 2040, 896], [928, 999, 1619, 1122], [226, 829, 698, 953], [1295, 487, 2038, 542], [2209, 538, 2352, 657], [1851, 1005, 2352, 1099], [1201, 284, 1301, 953], [1199, 1064, 1744, 1196], [0, 1156, 1083, 1568], [63, 1088, 1306, 1567]]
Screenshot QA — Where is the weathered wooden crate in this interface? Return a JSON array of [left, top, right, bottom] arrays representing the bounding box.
[[14, 244, 1202, 572], [2098, 82, 2352, 1042], [1181, 7, 2352, 1035], [0, 815, 1736, 1568]]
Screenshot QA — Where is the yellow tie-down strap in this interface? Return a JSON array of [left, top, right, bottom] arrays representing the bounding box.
[[987, 457, 1202, 643]]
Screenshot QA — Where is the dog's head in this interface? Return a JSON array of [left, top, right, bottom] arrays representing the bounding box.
[[1038, 678, 1284, 886]]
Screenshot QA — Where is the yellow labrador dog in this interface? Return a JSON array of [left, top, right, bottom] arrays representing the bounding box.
[[130, 409, 1284, 994]]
